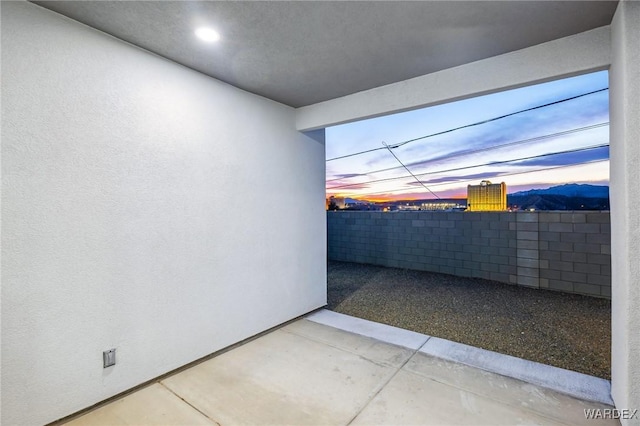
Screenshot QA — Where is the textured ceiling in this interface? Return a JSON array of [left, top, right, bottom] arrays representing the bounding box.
[[31, 1, 618, 107]]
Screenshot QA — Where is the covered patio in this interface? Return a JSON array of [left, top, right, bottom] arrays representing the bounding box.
[[2, 1, 638, 425], [60, 311, 615, 425]]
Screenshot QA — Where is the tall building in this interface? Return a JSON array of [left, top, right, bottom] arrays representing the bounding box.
[[467, 181, 507, 211]]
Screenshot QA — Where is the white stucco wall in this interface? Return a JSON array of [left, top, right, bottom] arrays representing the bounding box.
[[610, 2, 640, 423], [296, 26, 610, 131], [1, 2, 326, 424]]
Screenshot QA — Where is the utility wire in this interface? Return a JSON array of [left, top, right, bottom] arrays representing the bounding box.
[[329, 159, 608, 198], [382, 141, 441, 199], [325, 88, 608, 162], [326, 143, 609, 190], [325, 122, 609, 182]]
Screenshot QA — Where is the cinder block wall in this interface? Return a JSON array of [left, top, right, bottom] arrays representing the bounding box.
[[327, 211, 611, 298]]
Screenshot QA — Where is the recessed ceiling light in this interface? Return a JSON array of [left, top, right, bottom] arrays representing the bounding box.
[[195, 27, 221, 43]]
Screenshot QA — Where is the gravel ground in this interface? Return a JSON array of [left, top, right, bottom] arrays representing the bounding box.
[[327, 261, 611, 380]]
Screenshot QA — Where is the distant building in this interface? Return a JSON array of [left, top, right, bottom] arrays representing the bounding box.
[[467, 181, 507, 211], [326, 196, 346, 210]]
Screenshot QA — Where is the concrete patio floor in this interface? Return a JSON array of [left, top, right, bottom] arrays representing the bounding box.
[[61, 310, 618, 425]]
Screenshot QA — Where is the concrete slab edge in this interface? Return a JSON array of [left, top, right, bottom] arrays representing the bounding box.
[[420, 337, 614, 406], [305, 309, 430, 350]]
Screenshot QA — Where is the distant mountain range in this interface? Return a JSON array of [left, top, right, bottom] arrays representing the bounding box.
[[510, 183, 609, 198], [508, 184, 609, 211]]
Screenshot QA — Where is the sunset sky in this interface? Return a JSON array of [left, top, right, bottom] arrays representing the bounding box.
[[325, 70, 610, 202]]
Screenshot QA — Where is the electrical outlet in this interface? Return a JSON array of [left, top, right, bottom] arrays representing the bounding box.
[[103, 348, 116, 368]]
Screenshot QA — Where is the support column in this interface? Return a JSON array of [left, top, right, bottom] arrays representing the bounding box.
[[609, 1, 640, 422]]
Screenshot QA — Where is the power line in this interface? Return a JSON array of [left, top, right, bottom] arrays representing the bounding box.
[[327, 143, 609, 190], [325, 122, 609, 182], [328, 159, 608, 199], [382, 142, 441, 199], [325, 88, 609, 162]]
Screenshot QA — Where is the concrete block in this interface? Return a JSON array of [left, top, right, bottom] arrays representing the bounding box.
[[516, 213, 538, 222], [412, 220, 425, 227], [516, 222, 539, 231], [574, 283, 601, 296], [573, 243, 601, 254], [448, 227, 465, 237], [455, 220, 472, 230], [410, 248, 425, 257], [454, 251, 472, 261], [480, 229, 499, 239], [601, 286, 611, 298], [539, 278, 549, 288], [489, 238, 509, 248], [539, 241, 549, 250], [574, 262, 601, 275], [540, 269, 562, 280], [498, 229, 514, 238], [472, 221, 490, 230], [517, 266, 539, 278], [471, 237, 489, 246], [489, 272, 509, 283], [517, 258, 540, 268], [539, 250, 562, 260], [548, 241, 574, 252], [549, 260, 573, 272], [560, 232, 586, 244], [411, 233, 425, 242], [538, 222, 549, 232], [586, 233, 610, 245], [586, 212, 610, 223], [573, 223, 601, 233], [498, 262, 516, 273], [455, 267, 472, 277], [509, 274, 518, 284], [405, 240, 418, 249], [439, 220, 455, 228], [463, 260, 480, 271], [517, 231, 539, 241], [509, 222, 517, 231], [439, 235, 455, 244], [481, 263, 500, 273], [476, 270, 492, 280], [560, 251, 587, 263], [517, 240, 538, 250], [517, 275, 539, 287], [601, 263, 611, 276], [587, 253, 610, 265], [549, 279, 573, 292], [539, 213, 560, 223], [539, 231, 561, 242], [499, 247, 515, 257], [560, 213, 585, 223], [516, 249, 538, 259], [599, 223, 611, 234], [549, 222, 573, 233], [489, 220, 508, 230], [499, 213, 515, 222], [560, 270, 586, 283], [489, 255, 509, 265], [540, 259, 549, 269], [441, 251, 456, 260], [440, 266, 455, 275], [587, 274, 611, 286]]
